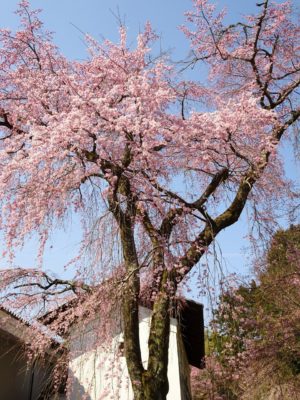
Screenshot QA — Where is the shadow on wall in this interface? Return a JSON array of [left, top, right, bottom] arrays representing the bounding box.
[[0, 328, 81, 400], [68, 370, 94, 400]]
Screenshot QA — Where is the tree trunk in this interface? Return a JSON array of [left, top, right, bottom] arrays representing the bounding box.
[[141, 376, 169, 400], [123, 270, 171, 400], [110, 188, 172, 400], [134, 270, 171, 400]]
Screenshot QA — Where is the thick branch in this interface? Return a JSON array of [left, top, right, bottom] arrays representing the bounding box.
[[177, 109, 300, 280], [191, 167, 229, 209], [14, 277, 92, 294], [108, 178, 145, 392]]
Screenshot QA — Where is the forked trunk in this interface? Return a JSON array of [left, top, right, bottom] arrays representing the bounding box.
[[141, 373, 169, 400], [128, 288, 171, 400]]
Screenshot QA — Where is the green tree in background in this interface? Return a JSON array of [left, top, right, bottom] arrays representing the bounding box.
[[192, 225, 300, 400]]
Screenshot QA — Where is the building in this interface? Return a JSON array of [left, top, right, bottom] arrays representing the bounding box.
[[0, 300, 204, 400], [0, 306, 64, 400]]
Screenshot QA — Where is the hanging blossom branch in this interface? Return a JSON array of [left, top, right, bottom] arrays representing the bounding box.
[[0, 1, 298, 398]]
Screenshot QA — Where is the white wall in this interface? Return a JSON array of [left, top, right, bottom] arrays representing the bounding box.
[[68, 306, 183, 400]]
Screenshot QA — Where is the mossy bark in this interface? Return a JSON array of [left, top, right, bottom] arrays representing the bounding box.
[[123, 260, 171, 399], [141, 289, 170, 400]]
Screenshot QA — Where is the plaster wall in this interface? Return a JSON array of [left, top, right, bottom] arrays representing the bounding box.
[[69, 306, 183, 400]]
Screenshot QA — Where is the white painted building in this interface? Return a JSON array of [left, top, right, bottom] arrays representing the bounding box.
[[67, 302, 204, 400], [0, 300, 204, 400]]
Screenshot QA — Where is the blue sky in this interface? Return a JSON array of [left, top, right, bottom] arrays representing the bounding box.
[[0, 1, 298, 295], [0, 0, 258, 61]]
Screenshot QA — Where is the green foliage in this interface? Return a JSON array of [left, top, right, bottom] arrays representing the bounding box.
[[192, 225, 300, 399]]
